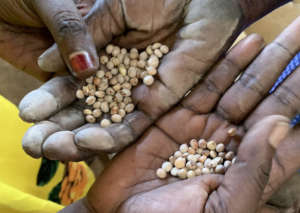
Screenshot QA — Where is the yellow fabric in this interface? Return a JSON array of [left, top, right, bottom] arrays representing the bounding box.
[[0, 95, 94, 213]]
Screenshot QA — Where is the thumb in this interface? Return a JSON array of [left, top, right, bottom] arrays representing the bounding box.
[[32, 0, 99, 79], [206, 115, 290, 213], [37, 0, 125, 76]]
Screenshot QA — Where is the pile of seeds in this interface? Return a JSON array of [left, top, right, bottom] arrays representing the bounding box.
[[156, 128, 237, 179], [76, 43, 169, 127]]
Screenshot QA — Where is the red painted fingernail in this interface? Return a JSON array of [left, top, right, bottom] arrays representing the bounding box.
[[69, 51, 94, 75]]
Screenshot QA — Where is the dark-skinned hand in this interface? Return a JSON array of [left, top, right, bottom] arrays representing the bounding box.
[[18, 0, 291, 161], [61, 18, 300, 213]]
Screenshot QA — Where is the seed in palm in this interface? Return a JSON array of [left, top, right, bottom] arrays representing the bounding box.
[[157, 139, 236, 179], [76, 43, 169, 125]]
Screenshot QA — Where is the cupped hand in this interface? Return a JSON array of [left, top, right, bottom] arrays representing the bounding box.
[[62, 18, 300, 212], [19, 0, 263, 160], [0, 0, 98, 79]]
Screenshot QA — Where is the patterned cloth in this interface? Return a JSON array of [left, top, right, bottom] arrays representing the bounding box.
[[270, 52, 300, 126]]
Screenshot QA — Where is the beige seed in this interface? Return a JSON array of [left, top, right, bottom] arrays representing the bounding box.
[[112, 46, 121, 57], [125, 103, 135, 113], [146, 46, 153, 55], [119, 102, 126, 109], [156, 168, 167, 179], [129, 48, 139, 59], [130, 60, 138, 67], [86, 115, 96, 123], [123, 97, 132, 104], [190, 139, 198, 150], [121, 88, 131, 97], [116, 74, 125, 84], [100, 119, 111, 128], [118, 54, 125, 63], [111, 57, 120, 66], [86, 96, 96, 105], [113, 84, 122, 92], [106, 61, 114, 70], [100, 102, 109, 113], [111, 68, 119, 76], [111, 114, 122, 123], [86, 76, 94, 84], [210, 159, 218, 168], [187, 154, 196, 163], [214, 157, 223, 164], [218, 152, 225, 158], [87, 84, 95, 90], [228, 127, 237, 137], [207, 141, 217, 150], [105, 72, 113, 79], [204, 158, 212, 168], [162, 161, 173, 172], [225, 151, 234, 160], [93, 101, 101, 109], [197, 148, 203, 154], [146, 66, 157, 76], [140, 71, 148, 79], [110, 102, 118, 108], [106, 44, 114, 54], [124, 75, 130, 82], [130, 78, 139, 86], [95, 91, 105, 98], [170, 167, 178, 176], [121, 48, 127, 55], [215, 165, 225, 174], [147, 55, 159, 68], [160, 45, 169, 54], [104, 95, 113, 103], [83, 109, 92, 115], [174, 151, 182, 158], [122, 82, 132, 90], [93, 109, 102, 118], [106, 87, 115, 96], [177, 168, 187, 179], [115, 92, 123, 102], [110, 106, 119, 115], [187, 170, 196, 179], [202, 167, 210, 175], [154, 49, 163, 58], [210, 150, 217, 158], [93, 77, 101, 86], [216, 143, 225, 153], [143, 75, 154, 86], [179, 144, 189, 153], [186, 161, 197, 170], [119, 109, 126, 118], [174, 157, 186, 169], [76, 89, 85, 99], [119, 65, 127, 76], [152, 42, 162, 49], [182, 152, 189, 158], [82, 86, 89, 96], [123, 56, 130, 67], [188, 147, 196, 155], [198, 139, 207, 149], [128, 67, 137, 78], [88, 89, 95, 96], [139, 51, 148, 60], [100, 55, 109, 64], [224, 160, 232, 169], [195, 168, 202, 176], [137, 60, 146, 68], [96, 70, 105, 78]]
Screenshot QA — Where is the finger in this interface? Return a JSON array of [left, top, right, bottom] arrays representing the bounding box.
[[38, 0, 126, 73], [182, 33, 265, 113], [31, 0, 98, 79], [245, 66, 300, 128], [262, 126, 300, 203], [217, 17, 300, 124], [206, 115, 290, 213], [19, 76, 80, 122], [42, 131, 93, 161], [22, 104, 85, 158]]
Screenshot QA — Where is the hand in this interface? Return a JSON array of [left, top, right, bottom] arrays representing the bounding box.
[[19, 0, 291, 160], [0, 0, 98, 80], [62, 18, 300, 212]]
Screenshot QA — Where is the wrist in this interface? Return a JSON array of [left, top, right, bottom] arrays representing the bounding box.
[[236, 0, 292, 26]]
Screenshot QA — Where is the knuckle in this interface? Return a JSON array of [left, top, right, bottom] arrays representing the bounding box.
[[53, 10, 86, 38], [253, 162, 270, 192], [238, 73, 265, 98], [273, 85, 300, 115]]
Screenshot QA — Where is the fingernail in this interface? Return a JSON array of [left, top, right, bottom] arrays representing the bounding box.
[[69, 51, 94, 75], [269, 121, 290, 149]]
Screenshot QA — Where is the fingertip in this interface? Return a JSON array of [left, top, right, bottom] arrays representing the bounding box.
[[75, 127, 116, 152], [38, 44, 66, 72], [19, 90, 58, 122]]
